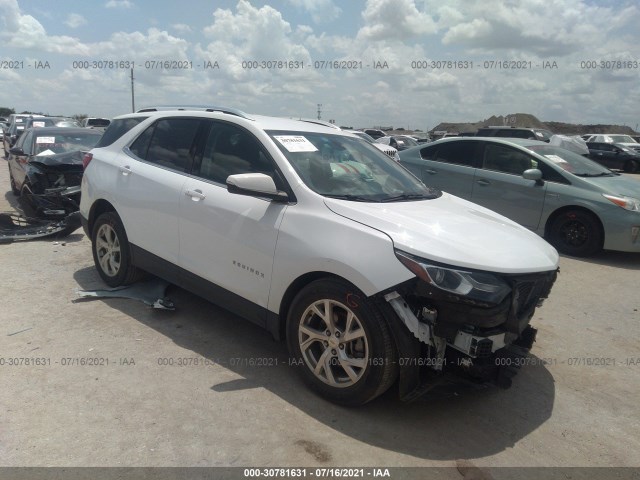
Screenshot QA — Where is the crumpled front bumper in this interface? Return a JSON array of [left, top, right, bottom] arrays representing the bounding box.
[[379, 270, 557, 400]]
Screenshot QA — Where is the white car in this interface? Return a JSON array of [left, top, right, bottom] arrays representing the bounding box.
[[80, 106, 559, 405], [343, 130, 400, 160]]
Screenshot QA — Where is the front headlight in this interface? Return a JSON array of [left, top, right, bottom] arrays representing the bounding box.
[[395, 250, 511, 304], [603, 194, 640, 212]]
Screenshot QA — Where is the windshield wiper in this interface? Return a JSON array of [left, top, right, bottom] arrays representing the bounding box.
[[324, 194, 375, 202], [575, 172, 617, 177], [380, 193, 434, 202]]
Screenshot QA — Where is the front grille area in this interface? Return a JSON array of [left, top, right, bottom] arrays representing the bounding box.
[[506, 270, 557, 333], [383, 149, 396, 158]]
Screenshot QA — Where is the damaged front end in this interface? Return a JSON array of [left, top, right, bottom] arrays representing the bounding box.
[[382, 249, 557, 401], [24, 152, 84, 217]]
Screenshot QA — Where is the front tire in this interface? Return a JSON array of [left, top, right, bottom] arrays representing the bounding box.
[[548, 210, 602, 257], [8, 164, 19, 195], [286, 279, 398, 406], [91, 211, 142, 287], [624, 160, 639, 173]]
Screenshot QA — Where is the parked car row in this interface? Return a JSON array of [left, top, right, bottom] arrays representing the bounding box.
[[398, 137, 640, 256], [3, 105, 638, 407]]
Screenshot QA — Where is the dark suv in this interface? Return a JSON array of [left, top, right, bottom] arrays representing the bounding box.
[[475, 127, 553, 142]]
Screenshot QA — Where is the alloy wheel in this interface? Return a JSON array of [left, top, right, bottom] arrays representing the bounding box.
[[298, 299, 369, 388], [95, 223, 121, 277]]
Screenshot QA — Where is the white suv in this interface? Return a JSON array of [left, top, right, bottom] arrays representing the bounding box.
[[80, 106, 559, 405]]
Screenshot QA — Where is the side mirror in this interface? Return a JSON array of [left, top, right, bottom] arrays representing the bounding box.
[[226, 173, 289, 202], [9, 147, 24, 156], [523, 168, 543, 184]]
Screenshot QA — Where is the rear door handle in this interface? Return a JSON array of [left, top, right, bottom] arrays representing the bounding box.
[[424, 169, 437, 175], [476, 179, 490, 186], [185, 189, 206, 201], [119, 165, 132, 175]]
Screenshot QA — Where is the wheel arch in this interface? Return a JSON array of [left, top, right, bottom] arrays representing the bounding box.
[[624, 159, 639, 173], [544, 205, 605, 247], [275, 271, 349, 340], [88, 199, 117, 236]]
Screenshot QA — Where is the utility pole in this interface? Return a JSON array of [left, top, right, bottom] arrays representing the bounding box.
[[130, 68, 135, 113], [317, 103, 322, 120]]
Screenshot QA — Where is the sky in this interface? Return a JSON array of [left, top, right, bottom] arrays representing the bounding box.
[[0, 0, 639, 131]]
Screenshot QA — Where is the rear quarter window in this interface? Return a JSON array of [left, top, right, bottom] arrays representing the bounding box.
[[95, 117, 148, 148]]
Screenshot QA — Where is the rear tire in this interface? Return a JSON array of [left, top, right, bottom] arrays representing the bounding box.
[[19, 183, 39, 217], [91, 211, 143, 287], [548, 210, 602, 257], [286, 278, 398, 406]]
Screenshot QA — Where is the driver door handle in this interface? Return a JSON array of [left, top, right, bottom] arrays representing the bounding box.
[[476, 179, 491, 186], [119, 165, 132, 175], [185, 189, 206, 201], [424, 169, 437, 175]]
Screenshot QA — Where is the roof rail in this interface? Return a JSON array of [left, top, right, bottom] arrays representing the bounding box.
[[135, 105, 252, 119], [297, 118, 341, 130]]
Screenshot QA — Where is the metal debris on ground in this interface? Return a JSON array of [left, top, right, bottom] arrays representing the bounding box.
[[0, 211, 81, 243], [75, 277, 175, 310]]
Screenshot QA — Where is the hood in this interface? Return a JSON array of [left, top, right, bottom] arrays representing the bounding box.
[[582, 174, 640, 198], [30, 151, 85, 169], [324, 193, 559, 274]]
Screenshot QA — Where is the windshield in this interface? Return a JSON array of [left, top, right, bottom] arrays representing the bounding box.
[[395, 136, 418, 147], [33, 132, 100, 156], [609, 135, 636, 143], [268, 130, 439, 202], [526, 144, 613, 176], [351, 131, 376, 143], [87, 118, 111, 127], [534, 129, 554, 142]]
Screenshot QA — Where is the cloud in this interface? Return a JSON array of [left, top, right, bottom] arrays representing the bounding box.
[[172, 23, 192, 34], [65, 13, 87, 29], [198, 1, 318, 85], [428, 0, 640, 57], [0, 0, 90, 54], [286, 0, 342, 23], [105, 0, 134, 9], [357, 0, 438, 41]]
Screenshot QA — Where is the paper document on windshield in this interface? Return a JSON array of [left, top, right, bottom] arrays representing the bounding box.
[[545, 155, 568, 164], [274, 135, 318, 152]]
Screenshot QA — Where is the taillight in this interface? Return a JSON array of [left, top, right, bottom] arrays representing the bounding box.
[[82, 153, 93, 169]]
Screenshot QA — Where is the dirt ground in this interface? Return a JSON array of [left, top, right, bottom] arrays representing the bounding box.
[[0, 161, 639, 476]]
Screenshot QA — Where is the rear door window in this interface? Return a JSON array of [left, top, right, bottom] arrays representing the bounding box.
[[96, 117, 148, 147], [433, 141, 479, 167], [482, 143, 537, 175], [138, 118, 206, 173]]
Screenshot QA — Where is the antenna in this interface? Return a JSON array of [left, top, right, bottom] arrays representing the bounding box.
[[130, 68, 135, 113], [317, 103, 322, 120]]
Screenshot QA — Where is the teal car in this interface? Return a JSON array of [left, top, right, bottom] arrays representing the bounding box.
[[399, 137, 640, 256]]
